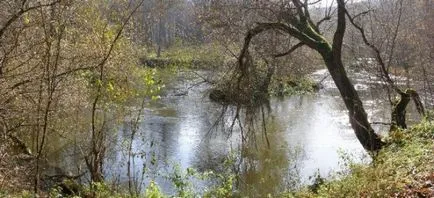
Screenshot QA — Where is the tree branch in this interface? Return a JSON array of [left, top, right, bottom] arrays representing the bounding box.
[[345, 8, 402, 94], [332, 0, 346, 58], [316, 16, 331, 28], [0, 0, 62, 39], [273, 42, 304, 58], [238, 22, 317, 69]]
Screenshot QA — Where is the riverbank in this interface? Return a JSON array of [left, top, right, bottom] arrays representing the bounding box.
[[286, 119, 434, 198], [4, 118, 432, 197], [141, 44, 226, 69], [0, 64, 429, 197]]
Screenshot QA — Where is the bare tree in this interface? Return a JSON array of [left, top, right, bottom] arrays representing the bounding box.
[[345, 0, 430, 130], [235, 0, 384, 151]]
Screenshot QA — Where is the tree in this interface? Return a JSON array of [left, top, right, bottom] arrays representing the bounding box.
[[236, 0, 384, 151], [0, 0, 154, 193], [85, 0, 145, 183], [344, 0, 430, 130]]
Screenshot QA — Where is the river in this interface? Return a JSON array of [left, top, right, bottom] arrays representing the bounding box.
[[50, 67, 421, 196]]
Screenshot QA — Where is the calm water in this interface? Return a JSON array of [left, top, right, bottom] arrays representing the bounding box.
[[51, 68, 421, 196]]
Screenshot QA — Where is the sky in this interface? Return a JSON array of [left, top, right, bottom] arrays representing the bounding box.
[[311, 0, 364, 8]]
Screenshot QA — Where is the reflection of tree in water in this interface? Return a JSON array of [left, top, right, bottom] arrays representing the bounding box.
[[208, 102, 303, 197]]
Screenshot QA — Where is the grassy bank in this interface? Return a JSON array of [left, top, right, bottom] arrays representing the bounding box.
[[4, 120, 433, 197], [142, 43, 226, 69], [286, 119, 434, 198]]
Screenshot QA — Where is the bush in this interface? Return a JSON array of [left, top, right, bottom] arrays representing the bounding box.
[[269, 77, 318, 96]]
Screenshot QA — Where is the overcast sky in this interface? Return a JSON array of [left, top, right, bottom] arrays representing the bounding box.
[[312, 0, 364, 8]]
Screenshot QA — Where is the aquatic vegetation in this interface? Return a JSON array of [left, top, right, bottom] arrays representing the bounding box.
[[269, 77, 319, 96]]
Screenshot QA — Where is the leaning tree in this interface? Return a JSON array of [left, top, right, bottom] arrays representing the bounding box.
[[236, 0, 384, 151]]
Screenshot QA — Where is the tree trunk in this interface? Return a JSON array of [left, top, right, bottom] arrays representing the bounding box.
[[235, 0, 386, 151], [320, 48, 384, 151], [390, 92, 411, 131], [390, 89, 425, 131]]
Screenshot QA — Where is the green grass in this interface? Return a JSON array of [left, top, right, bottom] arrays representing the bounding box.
[[284, 120, 434, 198]]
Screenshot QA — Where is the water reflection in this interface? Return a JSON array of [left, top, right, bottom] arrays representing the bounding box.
[[49, 69, 421, 196], [114, 69, 403, 196], [234, 110, 301, 197]]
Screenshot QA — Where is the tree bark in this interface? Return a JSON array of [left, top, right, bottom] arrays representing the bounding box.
[[390, 89, 425, 131], [391, 93, 411, 131], [320, 46, 384, 151], [320, 0, 384, 151]]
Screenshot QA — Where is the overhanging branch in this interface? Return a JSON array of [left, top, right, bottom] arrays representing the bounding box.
[[273, 42, 304, 58], [238, 22, 317, 71]]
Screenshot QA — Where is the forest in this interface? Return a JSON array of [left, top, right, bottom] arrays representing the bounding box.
[[0, 0, 433, 197]]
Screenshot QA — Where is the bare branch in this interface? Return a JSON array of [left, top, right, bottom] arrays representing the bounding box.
[[345, 8, 402, 94], [238, 22, 317, 71], [316, 16, 331, 28], [0, 0, 62, 39], [273, 42, 304, 58], [353, 10, 372, 20]]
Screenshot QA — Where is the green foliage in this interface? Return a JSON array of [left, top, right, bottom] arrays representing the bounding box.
[[203, 153, 237, 198], [166, 165, 196, 197], [141, 68, 164, 100], [161, 155, 237, 198], [203, 174, 235, 198], [49, 186, 63, 198], [87, 182, 115, 197], [145, 181, 165, 198], [424, 110, 434, 121], [146, 43, 225, 69], [269, 77, 317, 96], [15, 191, 33, 198], [79, 182, 134, 198]]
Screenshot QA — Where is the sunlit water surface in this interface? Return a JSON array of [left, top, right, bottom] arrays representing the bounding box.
[[51, 68, 422, 196]]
